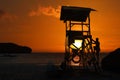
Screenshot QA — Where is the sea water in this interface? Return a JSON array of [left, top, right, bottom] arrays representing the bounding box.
[[0, 53, 64, 65], [0, 53, 107, 65], [0, 53, 113, 80]]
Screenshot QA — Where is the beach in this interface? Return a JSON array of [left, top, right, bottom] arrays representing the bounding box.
[[0, 53, 120, 80]]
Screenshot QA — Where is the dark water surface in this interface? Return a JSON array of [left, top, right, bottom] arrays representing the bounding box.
[[0, 53, 119, 80], [0, 53, 64, 65], [0, 53, 107, 64]]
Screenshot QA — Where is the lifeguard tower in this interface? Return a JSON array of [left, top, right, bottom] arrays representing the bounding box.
[[60, 6, 100, 71]]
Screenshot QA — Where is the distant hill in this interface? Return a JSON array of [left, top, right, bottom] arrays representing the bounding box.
[[0, 43, 32, 53], [101, 48, 120, 73]]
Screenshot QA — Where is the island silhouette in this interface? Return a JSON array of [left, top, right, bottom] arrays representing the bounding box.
[[0, 42, 32, 54]]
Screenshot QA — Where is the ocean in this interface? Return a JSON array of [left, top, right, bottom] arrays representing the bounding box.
[[0, 53, 119, 80], [0, 53, 64, 65], [0, 52, 107, 65]]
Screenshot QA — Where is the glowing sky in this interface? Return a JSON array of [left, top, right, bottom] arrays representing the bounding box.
[[0, 0, 120, 52]]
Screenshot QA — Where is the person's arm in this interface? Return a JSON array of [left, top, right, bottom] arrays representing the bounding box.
[[92, 39, 96, 44]]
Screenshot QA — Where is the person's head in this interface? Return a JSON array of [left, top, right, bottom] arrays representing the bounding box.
[[96, 38, 99, 41]]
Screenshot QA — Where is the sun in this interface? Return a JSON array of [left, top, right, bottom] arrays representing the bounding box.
[[70, 40, 82, 49], [74, 40, 82, 48]]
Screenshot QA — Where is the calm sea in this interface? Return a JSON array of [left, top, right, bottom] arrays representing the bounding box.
[[0, 53, 64, 65], [0, 53, 107, 65]]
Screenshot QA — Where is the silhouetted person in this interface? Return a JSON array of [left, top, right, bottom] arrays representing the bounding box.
[[94, 38, 100, 62], [91, 38, 100, 66], [92, 38, 101, 71]]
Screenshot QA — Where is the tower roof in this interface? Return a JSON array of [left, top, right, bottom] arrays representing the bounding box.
[[60, 6, 96, 22]]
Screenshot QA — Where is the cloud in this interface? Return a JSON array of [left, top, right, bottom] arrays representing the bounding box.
[[0, 10, 6, 18], [29, 6, 61, 18], [0, 10, 17, 21]]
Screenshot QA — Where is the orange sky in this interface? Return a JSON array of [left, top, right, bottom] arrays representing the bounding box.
[[0, 0, 120, 52]]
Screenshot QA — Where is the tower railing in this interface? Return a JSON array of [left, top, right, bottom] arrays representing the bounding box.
[[60, 6, 100, 72]]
